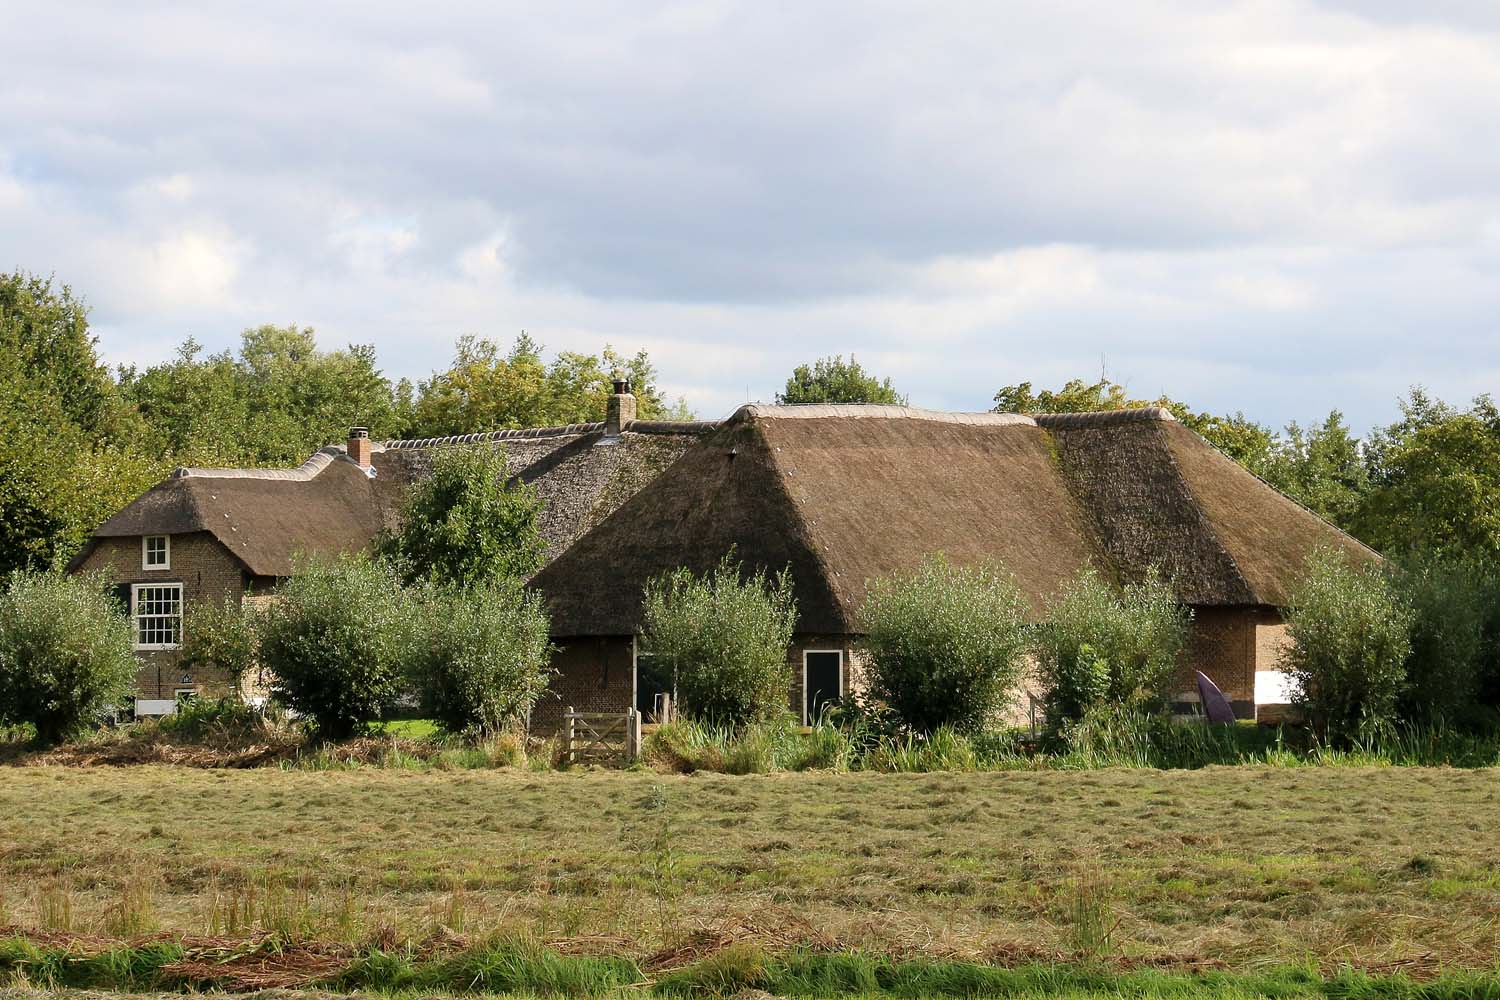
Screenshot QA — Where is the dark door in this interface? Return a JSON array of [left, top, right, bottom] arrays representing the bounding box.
[[804, 651, 842, 724], [635, 653, 672, 720]]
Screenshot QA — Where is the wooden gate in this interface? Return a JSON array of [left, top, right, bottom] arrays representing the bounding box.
[[563, 707, 642, 766]]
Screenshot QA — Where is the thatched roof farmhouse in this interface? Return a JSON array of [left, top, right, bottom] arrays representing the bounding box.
[[74, 384, 1374, 723]]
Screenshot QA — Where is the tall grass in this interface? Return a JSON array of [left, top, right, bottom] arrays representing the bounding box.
[[642, 715, 854, 773], [7, 936, 1500, 999], [645, 709, 1500, 774]]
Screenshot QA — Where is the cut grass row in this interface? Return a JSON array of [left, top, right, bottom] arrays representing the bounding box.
[[5, 936, 1500, 1000], [4, 767, 1499, 970]]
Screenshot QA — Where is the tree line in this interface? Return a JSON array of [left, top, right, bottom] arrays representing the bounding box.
[[0, 270, 688, 576], [7, 267, 1500, 581]]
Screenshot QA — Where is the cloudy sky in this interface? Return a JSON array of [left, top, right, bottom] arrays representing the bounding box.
[[3, 1, 1499, 430]]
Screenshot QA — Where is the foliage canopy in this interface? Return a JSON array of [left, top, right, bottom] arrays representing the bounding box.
[[379, 445, 546, 588], [776, 355, 905, 406], [257, 557, 413, 740], [411, 582, 553, 735], [1284, 548, 1414, 745]]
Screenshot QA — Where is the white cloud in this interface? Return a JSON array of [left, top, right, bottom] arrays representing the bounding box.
[[2, 0, 1499, 432]]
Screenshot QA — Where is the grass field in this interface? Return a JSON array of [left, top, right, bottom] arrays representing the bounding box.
[[3, 766, 1499, 979]]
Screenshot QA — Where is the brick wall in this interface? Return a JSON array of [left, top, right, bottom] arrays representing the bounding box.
[[537, 633, 865, 731], [533, 637, 636, 733], [76, 532, 254, 700], [1175, 606, 1260, 719]]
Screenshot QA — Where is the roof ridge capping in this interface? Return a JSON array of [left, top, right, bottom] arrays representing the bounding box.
[[172, 446, 368, 481], [734, 403, 1038, 427], [383, 418, 722, 450], [1032, 406, 1177, 429]]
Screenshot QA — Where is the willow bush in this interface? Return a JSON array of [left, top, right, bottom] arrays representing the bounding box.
[[1035, 568, 1190, 727], [640, 555, 797, 726], [257, 556, 413, 739], [0, 571, 137, 744], [858, 556, 1031, 734], [412, 582, 553, 735], [1285, 548, 1413, 745]]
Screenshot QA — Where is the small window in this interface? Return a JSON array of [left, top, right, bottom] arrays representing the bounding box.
[[803, 650, 843, 725], [132, 583, 183, 650], [142, 535, 170, 570], [174, 688, 199, 704]]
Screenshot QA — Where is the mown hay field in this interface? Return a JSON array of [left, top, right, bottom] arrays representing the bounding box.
[[3, 766, 1498, 972]]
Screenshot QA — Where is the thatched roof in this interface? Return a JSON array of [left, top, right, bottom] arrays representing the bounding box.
[[533, 405, 1376, 635], [80, 422, 715, 577], [83, 404, 1374, 632]]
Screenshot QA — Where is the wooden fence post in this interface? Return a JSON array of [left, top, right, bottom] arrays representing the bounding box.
[[626, 707, 641, 762], [565, 706, 576, 766]]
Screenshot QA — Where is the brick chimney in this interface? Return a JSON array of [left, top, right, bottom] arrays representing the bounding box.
[[347, 426, 372, 467], [605, 379, 636, 436]]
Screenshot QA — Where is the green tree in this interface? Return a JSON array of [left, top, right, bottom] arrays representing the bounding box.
[[1264, 412, 1367, 529], [0, 272, 166, 574], [379, 445, 546, 588], [992, 377, 1142, 416], [0, 571, 137, 745], [409, 334, 689, 437], [412, 582, 553, 735], [1395, 553, 1487, 725], [1283, 548, 1413, 745], [857, 556, 1031, 734], [640, 555, 797, 726], [776, 355, 905, 405], [1035, 568, 1191, 726], [123, 325, 409, 467], [1354, 392, 1500, 555], [257, 557, 412, 739]]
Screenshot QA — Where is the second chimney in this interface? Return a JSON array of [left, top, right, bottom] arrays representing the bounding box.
[[605, 379, 636, 436], [347, 426, 372, 467]]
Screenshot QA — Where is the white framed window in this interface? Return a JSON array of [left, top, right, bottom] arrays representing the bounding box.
[[132, 583, 183, 650], [802, 649, 844, 725], [174, 688, 199, 704], [142, 535, 170, 570]]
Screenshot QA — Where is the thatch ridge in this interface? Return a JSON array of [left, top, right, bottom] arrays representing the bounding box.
[[1044, 419, 1255, 604], [1033, 407, 1176, 428], [531, 418, 847, 635], [383, 423, 604, 449], [735, 403, 1037, 426], [171, 446, 356, 481]]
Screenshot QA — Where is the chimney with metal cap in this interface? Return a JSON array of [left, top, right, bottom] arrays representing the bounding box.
[[347, 426, 372, 468], [605, 379, 636, 436]]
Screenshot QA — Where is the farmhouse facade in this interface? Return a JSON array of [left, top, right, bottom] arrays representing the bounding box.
[[72, 385, 1376, 724]]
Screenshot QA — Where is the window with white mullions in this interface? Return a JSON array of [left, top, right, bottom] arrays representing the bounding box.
[[142, 535, 170, 569], [132, 583, 183, 650]]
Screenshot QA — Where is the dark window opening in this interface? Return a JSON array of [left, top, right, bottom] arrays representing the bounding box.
[[804, 651, 842, 724]]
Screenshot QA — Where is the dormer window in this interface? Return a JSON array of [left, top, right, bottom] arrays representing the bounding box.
[[142, 535, 170, 570]]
